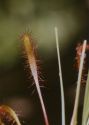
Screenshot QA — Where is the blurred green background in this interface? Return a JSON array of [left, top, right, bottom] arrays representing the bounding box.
[[0, 0, 89, 125]]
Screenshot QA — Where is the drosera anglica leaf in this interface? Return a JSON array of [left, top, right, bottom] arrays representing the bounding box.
[[70, 40, 87, 125], [0, 105, 21, 125], [74, 43, 89, 84], [21, 33, 50, 125]]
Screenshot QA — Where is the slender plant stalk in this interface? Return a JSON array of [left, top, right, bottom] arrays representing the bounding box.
[[82, 70, 89, 125], [86, 118, 89, 125], [54, 27, 66, 125], [70, 40, 87, 125], [22, 33, 49, 125]]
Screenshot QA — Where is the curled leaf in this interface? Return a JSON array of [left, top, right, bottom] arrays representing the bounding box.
[[0, 105, 21, 125]]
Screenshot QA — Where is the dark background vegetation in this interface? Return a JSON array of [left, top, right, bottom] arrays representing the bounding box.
[[0, 0, 89, 125]]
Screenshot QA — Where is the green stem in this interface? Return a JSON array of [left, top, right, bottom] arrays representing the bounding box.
[[54, 27, 66, 125]]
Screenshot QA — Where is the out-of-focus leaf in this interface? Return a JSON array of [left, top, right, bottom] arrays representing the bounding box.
[[82, 70, 89, 125]]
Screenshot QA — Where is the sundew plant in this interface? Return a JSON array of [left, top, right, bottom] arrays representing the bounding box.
[[0, 27, 89, 125], [20, 27, 89, 125]]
